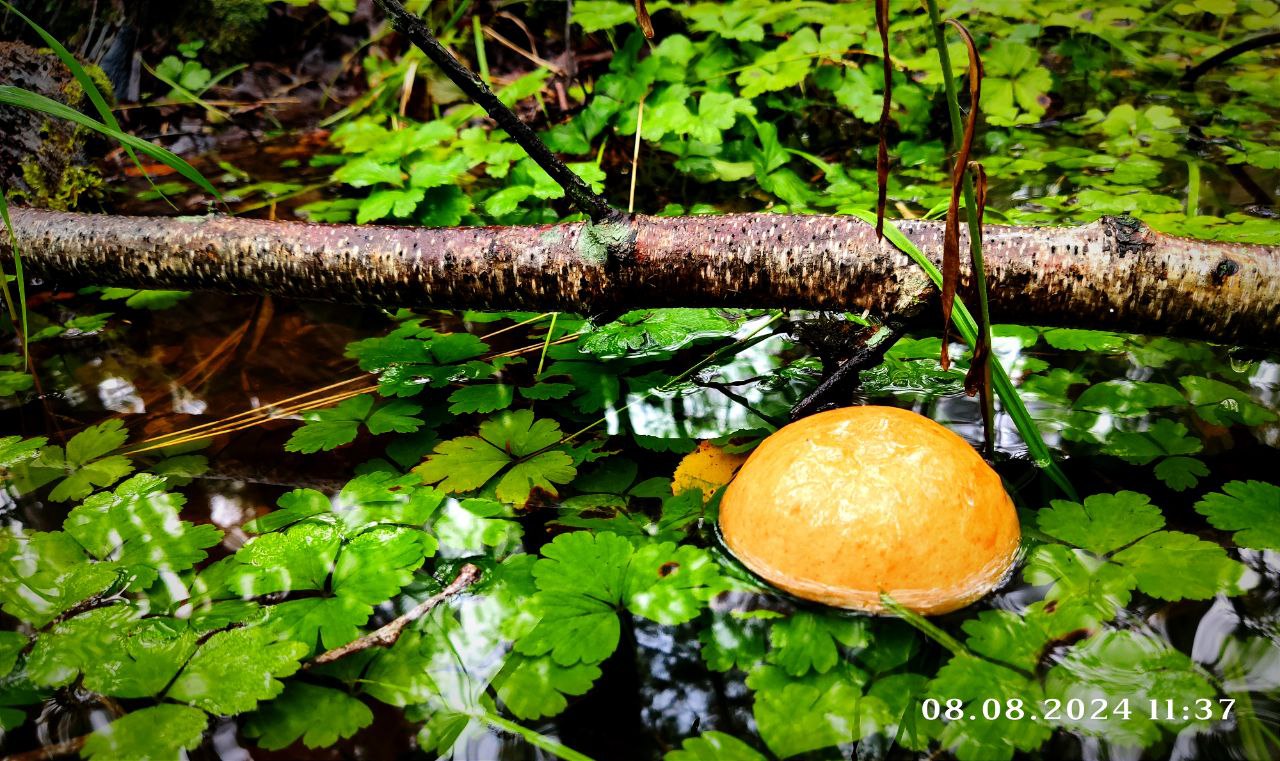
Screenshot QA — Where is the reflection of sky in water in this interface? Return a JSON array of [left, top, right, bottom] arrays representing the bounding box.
[[96, 376, 143, 414]]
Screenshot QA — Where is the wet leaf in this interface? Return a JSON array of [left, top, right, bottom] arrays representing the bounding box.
[[699, 612, 769, 673], [1195, 480, 1280, 550], [286, 395, 424, 453], [415, 410, 576, 505], [82, 704, 208, 761], [65, 475, 221, 588], [516, 532, 630, 665], [494, 654, 602, 720], [0, 435, 44, 468], [245, 682, 374, 750], [766, 611, 869, 677], [1073, 380, 1186, 417], [928, 656, 1051, 761], [518, 532, 721, 666], [1042, 329, 1127, 352], [666, 731, 767, 760], [447, 383, 514, 414], [1112, 531, 1247, 600], [1044, 630, 1217, 746], [1153, 455, 1208, 491], [24, 420, 133, 502], [747, 662, 867, 758], [1181, 376, 1278, 426], [1101, 420, 1202, 465], [167, 626, 307, 714], [0, 530, 122, 627], [581, 309, 744, 359], [1036, 491, 1164, 554], [671, 441, 747, 501]]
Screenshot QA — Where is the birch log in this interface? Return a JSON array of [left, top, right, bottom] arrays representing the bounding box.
[[7, 208, 1279, 346]]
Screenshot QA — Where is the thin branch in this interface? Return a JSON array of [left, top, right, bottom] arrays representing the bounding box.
[[1181, 31, 1280, 90], [789, 320, 910, 421], [372, 0, 617, 223], [309, 564, 482, 666]]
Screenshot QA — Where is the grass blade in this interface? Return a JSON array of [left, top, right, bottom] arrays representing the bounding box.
[[0, 0, 218, 204], [0, 189, 25, 365], [0, 86, 218, 197], [849, 209, 1077, 499]]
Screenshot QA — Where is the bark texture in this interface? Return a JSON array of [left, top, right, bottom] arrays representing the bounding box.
[[7, 208, 1280, 346]]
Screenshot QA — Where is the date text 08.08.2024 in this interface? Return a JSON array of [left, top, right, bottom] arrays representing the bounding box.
[[922, 698, 1236, 723]]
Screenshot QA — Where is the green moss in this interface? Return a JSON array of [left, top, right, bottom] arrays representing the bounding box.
[[57, 61, 115, 106], [11, 119, 103, 211]]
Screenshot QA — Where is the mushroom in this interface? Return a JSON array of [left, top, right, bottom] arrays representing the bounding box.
[[718, 406, 1021, 615]]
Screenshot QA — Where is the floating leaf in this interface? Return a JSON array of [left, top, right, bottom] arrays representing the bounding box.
[[1195, 480, 1280, 550], [518, 532, 721, 666], [1042, 329, 1127, 352], [747, 662, 867, 758], [671, 441, 748, 501], [928, 656, 1051, 761], [0, 530, 121, 627], [286, 395, 424, 453], [65, 475, 221, 588], [581, 309, 744, 358], [1112, 531, 1247, 600], [1073, 380, 1186, 417], [0, 435, 44, 468], [1036, 491, 1165, 555], [415, 410, 576, 505], [1044, 630, 1217, 746], [1101, 420, 1202, 465], [24, 420, 133, 502]]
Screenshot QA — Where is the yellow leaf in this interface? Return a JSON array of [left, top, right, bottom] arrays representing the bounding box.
[[672, 441, 748, 501]]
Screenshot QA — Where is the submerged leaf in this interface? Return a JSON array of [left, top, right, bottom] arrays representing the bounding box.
[[245, 682, 374, 750], [494, 654, 602, 720], [666, 731, 767, 760]]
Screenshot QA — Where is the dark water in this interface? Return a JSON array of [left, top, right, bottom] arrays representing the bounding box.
[[2, 281, 1278, 759]]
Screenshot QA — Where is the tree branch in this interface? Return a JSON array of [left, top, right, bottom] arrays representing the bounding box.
[[7, 208, 1280, 347], [373, 0, 618, 223], [309, 563, 482, 666]]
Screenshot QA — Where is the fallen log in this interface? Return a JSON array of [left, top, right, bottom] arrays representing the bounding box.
[[6, 207, 1279, 346]]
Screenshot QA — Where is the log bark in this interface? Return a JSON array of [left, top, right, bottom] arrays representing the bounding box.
[[7, 208, 1280, 346]]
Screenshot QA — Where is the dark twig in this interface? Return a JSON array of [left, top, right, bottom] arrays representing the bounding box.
[[310, 563, 482, 666], [873, 0, 891, 238], [789, 321, 910, 421], [1181, 31, 1280, 90], [373, 0, 617, 223]]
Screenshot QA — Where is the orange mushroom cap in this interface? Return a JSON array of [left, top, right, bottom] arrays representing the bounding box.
[[718, 405, 1021, 615]]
